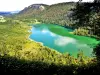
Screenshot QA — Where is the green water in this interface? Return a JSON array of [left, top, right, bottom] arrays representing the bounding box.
[[30, 23, 99, 57]]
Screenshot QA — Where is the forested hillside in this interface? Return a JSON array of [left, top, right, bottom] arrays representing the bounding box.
[[16, 2, 75, 26], [0, 0, 100, 75], [0, 17, 97, 75], [72, 1, 100, 38]]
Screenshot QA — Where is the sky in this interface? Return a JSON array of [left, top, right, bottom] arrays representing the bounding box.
[[0, 0, 93, 11]]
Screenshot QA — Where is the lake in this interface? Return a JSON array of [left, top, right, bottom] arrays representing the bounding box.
[[29, 23, 99, 57]]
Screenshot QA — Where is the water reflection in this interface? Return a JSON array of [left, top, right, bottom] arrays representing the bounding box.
[[30, 24, 95, 57], [55, 36, 76, 46], [42, 29, 49, 34], [50, 32, 56, 37]]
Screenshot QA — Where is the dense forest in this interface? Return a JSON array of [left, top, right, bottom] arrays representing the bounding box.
[[72, 0, 100, 38], [16, 2, 75, 26], [0, 0, 100, 75]]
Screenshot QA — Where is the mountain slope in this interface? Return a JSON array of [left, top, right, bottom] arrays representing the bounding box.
[[18, 4, 48, 18], [16, 2, 76, 26], [0, 12, 11, 16]]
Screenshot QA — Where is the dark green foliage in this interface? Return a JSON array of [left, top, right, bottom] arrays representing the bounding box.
[[72, 1, 100, 37], [73, 28, 89, 36], [0, 55, 100, 75], [0, 55, 75, 75], [94, 43, 100, 63]]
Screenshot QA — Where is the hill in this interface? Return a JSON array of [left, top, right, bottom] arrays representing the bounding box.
[[0, 11, 19, 16], [18, 4, 48, 18], [16, 2, 76, 27], [0, 12, 11, 16]]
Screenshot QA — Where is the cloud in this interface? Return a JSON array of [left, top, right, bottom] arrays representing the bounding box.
[[55, 36, 76, 46], [42, 29, 49, 33], [50, 32, 56, 37], [76, 43, 93, 50]]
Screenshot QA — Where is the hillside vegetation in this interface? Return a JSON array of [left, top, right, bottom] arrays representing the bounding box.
[[16, 2, 75, 27], [0, 18, 98, 75], [0, 0, 100, 74]]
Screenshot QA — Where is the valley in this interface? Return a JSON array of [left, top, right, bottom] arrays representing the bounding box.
[[0, 1, 100, 75]]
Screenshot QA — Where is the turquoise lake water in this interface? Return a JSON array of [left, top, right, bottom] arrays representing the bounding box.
[[30, 24, 99, 57]]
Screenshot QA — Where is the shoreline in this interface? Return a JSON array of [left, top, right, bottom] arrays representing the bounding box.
[[27, 24, 44, 46], [26, 22, 99, 57], [27, 24, 61, 55]]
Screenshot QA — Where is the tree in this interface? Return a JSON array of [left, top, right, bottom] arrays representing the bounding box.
[[72, 0, 100, 38]]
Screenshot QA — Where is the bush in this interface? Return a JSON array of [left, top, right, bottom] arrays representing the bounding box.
[[73, 28, 89, 36]]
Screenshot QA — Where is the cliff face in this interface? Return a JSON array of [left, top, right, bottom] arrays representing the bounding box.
[[19, 4, 46, 14], [17, 4, 47, 18]]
